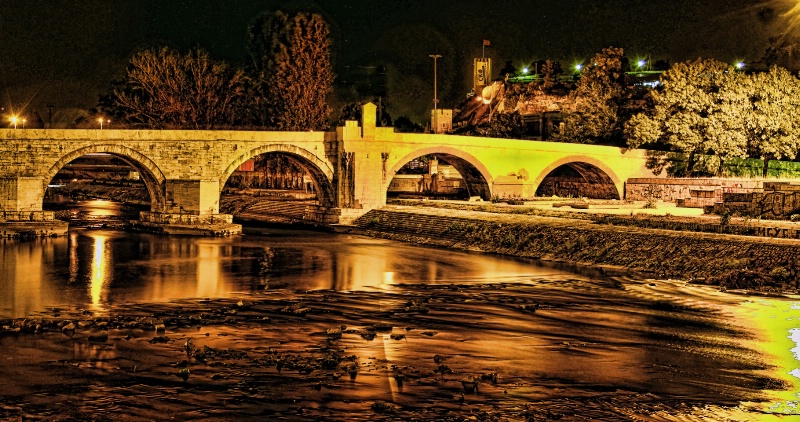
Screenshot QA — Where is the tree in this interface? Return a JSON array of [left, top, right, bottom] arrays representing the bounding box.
[[554, 47, 629, 145], [102, 47, 246, 129], [742, 66, 800, 176], [540, 60, 562, 91], [247, 11, 334, 131], [626, 58, 749, 176], [393, 116, 424, 133]]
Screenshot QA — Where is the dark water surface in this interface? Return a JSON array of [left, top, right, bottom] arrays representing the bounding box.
[[1, 202, 798, 420], [1, 225, 572, 318]]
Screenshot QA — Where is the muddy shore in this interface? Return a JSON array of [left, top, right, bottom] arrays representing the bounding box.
[[1, 276, 790, 421]]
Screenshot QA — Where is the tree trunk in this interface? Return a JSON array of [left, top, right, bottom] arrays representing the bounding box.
[[687, 151, 696, 177], [762, 157, 770, 178]]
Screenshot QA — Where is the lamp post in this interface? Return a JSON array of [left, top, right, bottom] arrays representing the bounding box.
[[10, 116, 18, 129], [98, 117, 110, 129], [429, 54, 441, 133]]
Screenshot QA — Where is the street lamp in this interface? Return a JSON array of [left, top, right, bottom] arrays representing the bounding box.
[[97, 117, 110, 129], [10, 116, 18, 129], [22, 118, 26, 129], [429, 54, 442, 134]]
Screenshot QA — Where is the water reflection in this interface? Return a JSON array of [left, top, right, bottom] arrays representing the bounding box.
[[0, 228, 565, 319], [82, 199, 121, 217], [90, 235, 109, 310], [1, 225, 799, 419]]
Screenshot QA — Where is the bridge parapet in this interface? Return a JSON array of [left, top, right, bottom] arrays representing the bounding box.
[[0, 111, 663, 235]]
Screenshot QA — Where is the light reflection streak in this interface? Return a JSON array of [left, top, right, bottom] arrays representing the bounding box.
[[82, 199, 119, 217], [89, 235, 110, 311], [196, 244, 221, 297], [69, 231, 79, 283], [13, 242, 43, 317]]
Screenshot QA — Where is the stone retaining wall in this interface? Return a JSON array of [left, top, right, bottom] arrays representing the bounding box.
[[352, 209, 799, 286], [626, 178, 761, 206], [714, 182, 800, 220]]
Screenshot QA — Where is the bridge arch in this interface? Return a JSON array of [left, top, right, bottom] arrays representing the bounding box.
[[43, 144, 167, 211], [532, 155, 623, 200], [388, 147, 493, 200], [219, 144, 336, 207]]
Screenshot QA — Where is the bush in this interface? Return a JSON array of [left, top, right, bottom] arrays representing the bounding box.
[[770, 266, 792, 284]]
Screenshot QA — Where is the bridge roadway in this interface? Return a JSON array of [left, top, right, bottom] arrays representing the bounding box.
[[0, 103, 658, 231]]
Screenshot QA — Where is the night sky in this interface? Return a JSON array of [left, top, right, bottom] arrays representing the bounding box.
[[0, 0, 789, 124]]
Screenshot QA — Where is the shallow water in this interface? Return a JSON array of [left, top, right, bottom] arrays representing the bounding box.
[[1, 211, 798, 420]]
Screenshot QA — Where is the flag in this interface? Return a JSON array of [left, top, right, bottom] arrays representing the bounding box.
[[483, 39, 491, 46]]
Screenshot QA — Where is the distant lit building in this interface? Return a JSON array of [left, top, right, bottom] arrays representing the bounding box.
[[431, 108, 452, 133]]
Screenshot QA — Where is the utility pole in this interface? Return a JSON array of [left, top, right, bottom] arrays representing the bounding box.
[[429, 54, 441, 133]]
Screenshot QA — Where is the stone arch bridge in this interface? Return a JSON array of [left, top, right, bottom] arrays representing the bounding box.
[[0, 104, 659, 230]]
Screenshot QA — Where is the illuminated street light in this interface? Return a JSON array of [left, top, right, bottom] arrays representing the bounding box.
[[575, 63, 583, 72], [22, 118, 26, 129], [736, 61, 746, 70], [429, 54, 441, 133], [10, 116, 18, 129], [97, 117, 110, 129], [522, 67, 529, 74], [637, 59, 646, 68]]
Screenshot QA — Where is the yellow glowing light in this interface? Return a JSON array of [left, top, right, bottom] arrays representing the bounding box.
[[736, 299, 800, 415], [10, 116, 18, 129], [90, 235, 108, 309], [784, 0, 800, 31]]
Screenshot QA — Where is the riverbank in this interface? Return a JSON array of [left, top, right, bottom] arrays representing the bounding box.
[[2, 204, 798, 420], [1, 276, 792, 421], [349, 201, 800, 293]]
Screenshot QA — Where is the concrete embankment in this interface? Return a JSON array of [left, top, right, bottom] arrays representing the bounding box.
[[350, 206, 800, 288]]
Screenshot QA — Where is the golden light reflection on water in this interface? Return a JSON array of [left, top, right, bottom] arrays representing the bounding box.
[[12, 242, 43, 317], [89, 235, 110, 311], [68, 231, 79, 283], [196, 244, 222, 297], [82, 199, 119, 217]]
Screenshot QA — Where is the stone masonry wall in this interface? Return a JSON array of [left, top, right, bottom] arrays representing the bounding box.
[[352, 209, 799, 284], [626, 178, 762, 204], [715, 182, 800, 219]]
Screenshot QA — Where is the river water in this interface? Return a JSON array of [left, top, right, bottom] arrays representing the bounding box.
[[1, 201, 798, 420]]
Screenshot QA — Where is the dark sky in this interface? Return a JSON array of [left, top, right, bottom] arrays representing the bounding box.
[[0, 0, 788, 124]]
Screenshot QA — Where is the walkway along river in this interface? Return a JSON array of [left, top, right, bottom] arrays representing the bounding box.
[[0, 201, 798, 420]]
